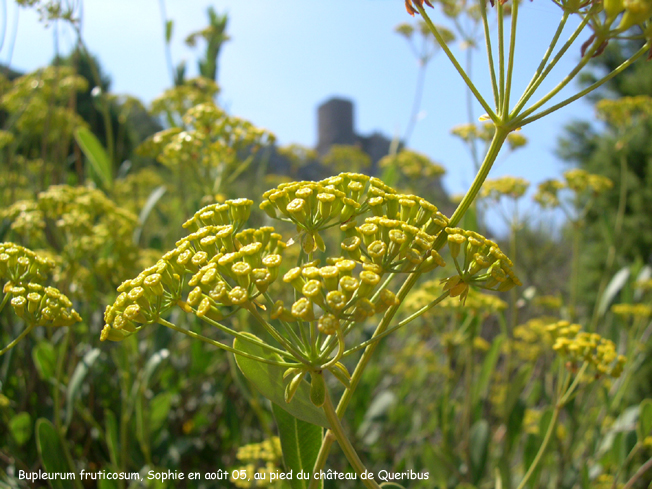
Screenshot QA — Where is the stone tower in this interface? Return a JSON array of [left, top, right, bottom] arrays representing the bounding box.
[[316, 98, 356, 156]]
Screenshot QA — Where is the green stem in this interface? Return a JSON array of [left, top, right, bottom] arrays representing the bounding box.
[[417, 4, 497, 121], [518, 41, 651, 127], [623, 457, 652, 489], [514, 33, 606, 124], [497, 1, 506, 113], [248, 307, 312, 364], [0, 323, 34, 356], [322, 387, 381, 489], [157, 318, 300, 367], [516, 405, 559, 489], [195, 310, 299, 360], [502, 0, 518, 118], [570, 222, 581, 321], [509, 11, 573, 117], [480, 0, 500, 110], [263, 292, 306, 351], [340, 291, 451, 358]]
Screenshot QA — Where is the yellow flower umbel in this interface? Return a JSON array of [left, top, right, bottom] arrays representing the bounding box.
[[230, 437, 284, 488], [441, 228, 521, 304], [547, 320, 626, 379], [1, 243, 81, 355]]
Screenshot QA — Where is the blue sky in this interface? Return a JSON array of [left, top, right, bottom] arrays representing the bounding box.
[[2, 0, 600, 221]]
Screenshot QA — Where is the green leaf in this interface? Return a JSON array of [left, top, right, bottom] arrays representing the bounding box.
[[638, 399, 652, 443], [36, 418, 72, 489], [32, 342, 56, 380], [272, 404, 322, 489], [149, 391, 174, 432], [474, 334, 504, 403], [380, 483, 407, 488], [105, 409, 119, 467], [65, 348, 101, 428], [597, 266, 630, 317], [523, 433, 539, 470], [133, 185, 167, 245], [74, 126, 113, 190], [142, 348, 170, 389], [506, 398, 526, 453], [9, 412, 32, 446], [233, 333, 329, 428], [470, 419, 490, 484]]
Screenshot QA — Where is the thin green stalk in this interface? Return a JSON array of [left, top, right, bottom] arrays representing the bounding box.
[[0, 323, 34, 356], [502, 0, 518, 118], [480, 0, 500, 109], [322, 387, 381, 489], [157, 318, 300, 367], [515, 363, 578, 489], [622, 457, 652, 489], [417, 4, 497, 121], [570, 222, 581, 321], [497, 1, 506, 112], [195, 310, 298, 360], [263, 291, 305, 350], [247, 307, 312, 364], [510, 11, 574, 117], [341, 291, 451, 358], [514, 33, 606, 123], [518, 41, 651, 127]]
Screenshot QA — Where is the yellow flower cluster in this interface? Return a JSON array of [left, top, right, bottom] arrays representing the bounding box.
[[0, 243, 81, 328], [3, 185, 141, 293], [480, 176, 529, 201], [236, 437, 282, 462], [451, 122, 494, 143], [533, 295, 563, 310], [0, 66, 87, 142], [274, 259, 399, 333], [139, 101, 275, 179], [150, 77, 219, 122], [378, 150, 446, 180], [321, 145, 371, 173], [442, 227, 521, 303], [102, 200, 284, 341], [547, 321, 626, 378], [231, 438, 283, 489], [534, 169, 613, 208], [611, 303, 652, 319], [596, 95, 652, 127], [510, 317, 559, 362]]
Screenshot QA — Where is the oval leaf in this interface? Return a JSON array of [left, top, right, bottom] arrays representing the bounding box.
[[32, 342, 56, 381], [36, 418, 73, 489], [638, 399, 652, 443], [65, 348, 101, 428], [133, 185, 167, 245], [233, 333, 329, 428], [272, 403, 322, 489], [470, 419, 490, 484], [598, 266, 630, 317], [74, 126, 113, 190]]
